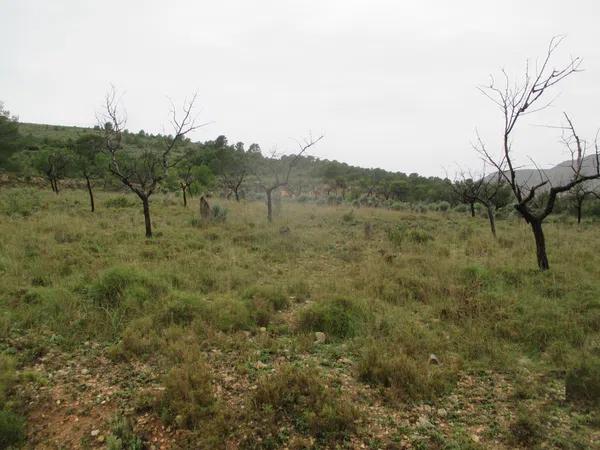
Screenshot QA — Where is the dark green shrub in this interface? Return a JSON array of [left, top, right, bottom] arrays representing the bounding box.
[[104, 196, 137, 208], [0, 410, 25, 448], [566, 356, 600, 405], [387, 223, 434, 246], [0, 188, 41, 217], [243, 285, 289, 311], [211, 204, 228, 223], [89, 266, 167, 307], [357, 345, 454, 401], [106, 414, 144, 450], [297, 297, 368, 338], [159, 359, 216, 429], [509, 407, 542, 447], [250, 365, 358, 443]]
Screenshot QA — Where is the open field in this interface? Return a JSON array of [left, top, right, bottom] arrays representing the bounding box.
[[0, 187, 599, 449]]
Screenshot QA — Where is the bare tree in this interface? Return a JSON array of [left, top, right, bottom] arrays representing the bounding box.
[[569, 181, 600, 224], [475, 37, 600, 270], [100, 88, 204, 237], [451, 169, 509, 237], [251, 135, 323, 222]]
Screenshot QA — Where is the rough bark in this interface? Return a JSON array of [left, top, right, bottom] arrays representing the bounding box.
[[486, 204, 496, 238], [531, 220, 549, 271], [266, 189, 273, 223], [85, 174, 95, 212], [142, 196, 152, 238]]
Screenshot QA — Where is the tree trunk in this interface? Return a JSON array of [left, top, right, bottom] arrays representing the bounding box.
[[85, 175, 95, 212], [486, 204, 496, 238], [266, 189, 273, 222], [234, 189, 240, 202], [142, 196, 152, 238], [182, 185, 187, 207], [577, 199, 582, 224], [470, 202, 475, 217], [531, 220, 549, 271]]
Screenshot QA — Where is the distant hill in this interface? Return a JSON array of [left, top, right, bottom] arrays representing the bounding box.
[[18, 122, 94, 141], [488, 154, 600, 191]]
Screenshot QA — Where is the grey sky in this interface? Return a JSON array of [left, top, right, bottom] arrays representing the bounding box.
[[3, 0, 600, 176]]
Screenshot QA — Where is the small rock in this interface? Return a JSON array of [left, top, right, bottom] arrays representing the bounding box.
[[314, 332, 327, 344], [437, 408, 448, 417], [97, 435, 105, 443], [259, 327, 267, 333], [417, 415, 432, 428], [255, 361, 268, 369], [429, 353, 440, 365], [81, 368, 89, 375], [90, 429, 100, 437]]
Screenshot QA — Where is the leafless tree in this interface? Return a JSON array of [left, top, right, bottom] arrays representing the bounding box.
[[475, 37, 600, 270], [569, 181, 600, 224], [99, 87, 204, 237], [251, 135, 323, 222], [451, 168, 508, 238]]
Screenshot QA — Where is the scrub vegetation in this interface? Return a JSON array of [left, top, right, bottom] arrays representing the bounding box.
[[0, 188, 599, 448]]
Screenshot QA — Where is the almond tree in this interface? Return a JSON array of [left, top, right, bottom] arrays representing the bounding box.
[[100, 88, 204, 237], [475, 37, 600, 270], [251, 135, 323, 222]]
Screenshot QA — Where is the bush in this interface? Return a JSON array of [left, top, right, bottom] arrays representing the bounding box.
[[104, 196, 137, 208], [197, 297, 254, 332], [211, 204, 228, 223], [0, 410, 25, 448], [0, 188, 41, 217], [566, 356, 600, 405], [509, 407, 542, 447], [387, 223, 434, 246], [357, 345, 455, 401], [158, 359, 216, 429], [106, 414, 144, 450], [297, 297, 369, 338], [341, 210, 355, 223], [242, 285, 289, 327], [250, 365, 358, 443], [89, 266, 167, 307]]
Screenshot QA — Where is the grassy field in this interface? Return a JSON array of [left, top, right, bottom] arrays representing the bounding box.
[[0, 187, 599, 449]]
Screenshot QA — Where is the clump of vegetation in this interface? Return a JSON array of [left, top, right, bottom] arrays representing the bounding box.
[[249, 365, 359, 444], [357, 345, 455, 401], [566, 356, 600, 405], [105, 413, 144, 450], [210, 204, 228, 222], [103, 195, 137, 208], [297, 297, 369, 338], [88, 266, 167, 307], [387, 223, 434, 246], [158, 358, 217, 429], [508, 407, 543, 447], [0, 354, 25, 448], [243, 285, 289, 326], [0, 188, 41, 217]]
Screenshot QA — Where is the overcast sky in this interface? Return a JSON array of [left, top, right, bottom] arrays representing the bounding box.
[[3, 0, 600, 176]]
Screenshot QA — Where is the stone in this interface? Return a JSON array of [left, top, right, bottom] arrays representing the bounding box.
[[315, 332, 327, 344], [417, 415, 433, 428], [90, 429, 100, 437], [259, 327, 267, 333], [437, 408, 448, 417], [429, 353, 440, 365]]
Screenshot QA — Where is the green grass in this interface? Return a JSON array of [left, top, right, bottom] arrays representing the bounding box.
[[1, 187, 599, 447]]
